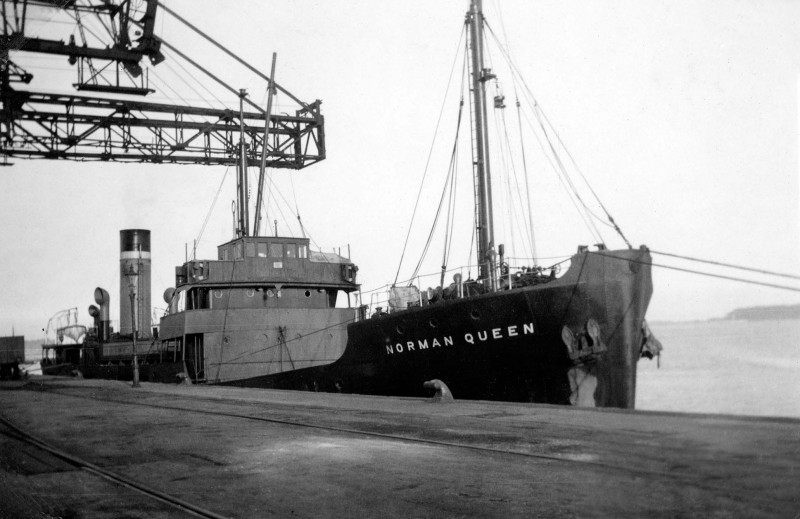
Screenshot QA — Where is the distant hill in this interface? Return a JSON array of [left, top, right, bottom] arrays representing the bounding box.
[[724, 304, 800, 321]]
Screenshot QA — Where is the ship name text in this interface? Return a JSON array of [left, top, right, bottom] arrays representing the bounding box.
[[385, 323, 534, 355]]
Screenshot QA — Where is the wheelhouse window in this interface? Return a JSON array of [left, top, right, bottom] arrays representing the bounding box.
[[269, 243, 283, 258], [257, 243, 268, 257], [187, 288, 211, 310], [298, 245, 308, 259], [234, 242, 243, 260], [285, 243, 296, 259], [246, 242, 255, 257]]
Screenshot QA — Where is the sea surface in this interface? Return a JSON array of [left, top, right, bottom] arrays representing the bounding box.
[[22, 319, 800, 418], [637, 318, 800, 418]]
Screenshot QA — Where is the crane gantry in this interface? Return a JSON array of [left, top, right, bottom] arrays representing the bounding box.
[[0, 0, 325, 168]]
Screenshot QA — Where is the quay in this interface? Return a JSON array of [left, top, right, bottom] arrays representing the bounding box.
[[1, 376, 798, 518]]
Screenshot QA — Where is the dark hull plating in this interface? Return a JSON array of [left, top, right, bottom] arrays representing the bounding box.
[[222, 248, 653, 408]]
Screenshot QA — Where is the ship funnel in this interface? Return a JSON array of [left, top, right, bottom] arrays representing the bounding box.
[[93, 287, 111, 342], [119, 229, 152, 339]]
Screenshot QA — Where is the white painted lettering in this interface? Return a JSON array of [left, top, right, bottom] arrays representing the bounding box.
[[418, 339, 429, 349], [444, 336, 453, 346], [478, 331, 488, 341], [464, 333, 474, 345], [508, 325, 518, 337], [386, 345, 394, 355], [524, 323, 534, 335], [396, 343, 404, 353], [432, 338, 441, 347], [407, 341, 415, 351], [492, 328, 502, 339]]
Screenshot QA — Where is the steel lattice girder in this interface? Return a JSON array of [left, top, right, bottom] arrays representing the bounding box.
[[0, 90, 325, 168]]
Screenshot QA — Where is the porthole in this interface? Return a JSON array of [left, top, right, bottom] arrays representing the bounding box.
[[266, 289, 274, 298], [396, 324, 404, 335], [428, 318, 438, 328], [214, 290, 223, 299], [246, 289, 255, 298], [470, 308, 481, 320], [304, 290, 311, 298]]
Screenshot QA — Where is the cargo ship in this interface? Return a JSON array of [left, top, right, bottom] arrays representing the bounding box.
[[63, 0, 655, 408]]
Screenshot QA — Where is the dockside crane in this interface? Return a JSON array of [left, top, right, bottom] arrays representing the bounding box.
[[0, 0, 325, 169]]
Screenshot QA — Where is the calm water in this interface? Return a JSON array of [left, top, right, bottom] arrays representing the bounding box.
[[23, 320, 800, 418], [637, 319, 800, 418]]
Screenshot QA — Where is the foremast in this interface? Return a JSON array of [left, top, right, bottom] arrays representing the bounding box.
[[467, 0, 497, 291]]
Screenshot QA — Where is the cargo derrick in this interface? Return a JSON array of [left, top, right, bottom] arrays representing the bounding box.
[[0, 0, 325, 168]]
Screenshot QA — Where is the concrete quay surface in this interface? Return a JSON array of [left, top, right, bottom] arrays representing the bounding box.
[[1, 376, 798, 518]]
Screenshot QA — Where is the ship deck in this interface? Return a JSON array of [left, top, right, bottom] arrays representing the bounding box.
[[1, 376, 798, 518]]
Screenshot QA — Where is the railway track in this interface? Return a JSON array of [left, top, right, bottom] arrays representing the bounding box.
[[3, 381, 795, 516], [21, 384, 648, 470], [0, 415, 232, 519], [19, 383, 787, 487]]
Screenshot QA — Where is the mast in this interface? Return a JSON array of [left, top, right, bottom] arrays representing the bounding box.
[[237, 89, 250, 237], [467, 0, 496, 290], [254, 53, 278, 237]]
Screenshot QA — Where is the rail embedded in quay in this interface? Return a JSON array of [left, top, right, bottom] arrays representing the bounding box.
[[0, 414, 232, 519], [4, 378, 797, 516]]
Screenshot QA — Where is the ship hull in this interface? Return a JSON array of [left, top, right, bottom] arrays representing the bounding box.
[[73, 247, 652, 408], [221, 247, 653, 408]]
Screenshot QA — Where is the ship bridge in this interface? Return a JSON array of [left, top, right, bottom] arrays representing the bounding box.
[[166, 236, 358, 316]]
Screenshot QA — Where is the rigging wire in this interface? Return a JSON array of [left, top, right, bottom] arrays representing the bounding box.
[[480, 62, 523, 260], [158, 3, 306, 107], [516, 92, 614, 238], [159, 48, 226, 108], [62, 6, 220, 112], [440, 146, 459, 286], [492, 2, 540, 264], [411, 45, 471, 283], [650, 250, 800, 281], [409, 93, 466, 282], [216, 314, 355, 366], [493, 86, 535, 261], [530, 103, 605, 242], [536, 105, 633, 248], [441, 88, 465, 284], [593, 252, 800, 294], [480, 20, 606, 244], [194, 165, 231, 256], [515, 96, 539, 264], [258, 171, 338, 259], [392, 24, 467, 287], [484, 21, 632, 248], [155, 57, 214, 109], [516, 105, 605, 244]]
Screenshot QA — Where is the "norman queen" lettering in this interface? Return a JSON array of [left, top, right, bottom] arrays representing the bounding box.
[[385, 322, 534, 355]]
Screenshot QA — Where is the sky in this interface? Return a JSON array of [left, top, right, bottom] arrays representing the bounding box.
[[1, 0, 799, 340]]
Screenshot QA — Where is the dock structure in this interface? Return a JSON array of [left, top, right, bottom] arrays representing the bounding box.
[[1, 377, 798, 518]]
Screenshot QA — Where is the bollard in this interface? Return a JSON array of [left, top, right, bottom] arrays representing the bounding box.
[[423, 379, 454, 403]]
